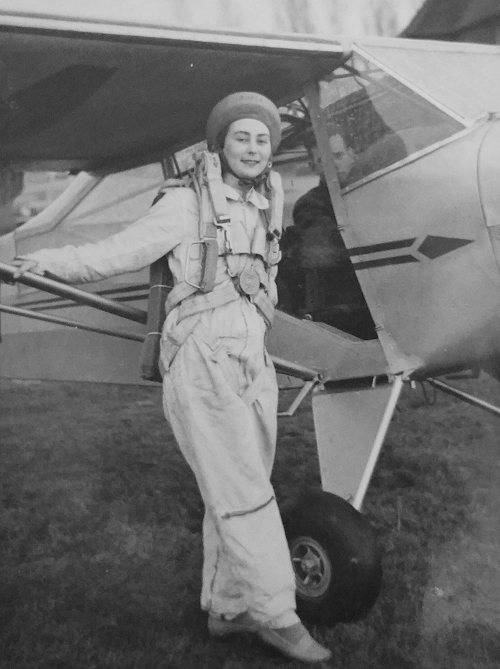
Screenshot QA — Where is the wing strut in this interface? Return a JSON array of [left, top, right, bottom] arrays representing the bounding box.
[[428, 377, 500, 418], [0, 303, 144, 342], [0, 262, 147, 324]]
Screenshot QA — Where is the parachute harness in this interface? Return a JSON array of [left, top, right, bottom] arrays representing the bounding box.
[[153, 151, 283, 374]]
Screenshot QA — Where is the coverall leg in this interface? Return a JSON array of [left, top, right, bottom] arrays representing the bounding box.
[[161, 309, 299, 629]]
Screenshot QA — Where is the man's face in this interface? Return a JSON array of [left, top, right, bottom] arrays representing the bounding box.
[[329, 133, 356, 184], [307, 133, 356, 186]]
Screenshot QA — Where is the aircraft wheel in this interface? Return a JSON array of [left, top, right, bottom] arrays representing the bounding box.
[[281, 490, 382, 626]]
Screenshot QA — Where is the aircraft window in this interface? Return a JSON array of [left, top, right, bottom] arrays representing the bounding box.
[[318, 53, 464, 188], [274, 103, 376, 340], [11, 171, 74, 227], [53, 164, 165, 237]]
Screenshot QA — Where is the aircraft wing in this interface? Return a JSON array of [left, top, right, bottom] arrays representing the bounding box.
[[0, 4, 345, 173]]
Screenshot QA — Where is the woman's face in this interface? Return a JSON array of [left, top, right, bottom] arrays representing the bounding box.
[[222, 118, 272, 180]]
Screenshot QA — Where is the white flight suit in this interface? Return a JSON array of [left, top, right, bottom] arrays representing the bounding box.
[[20, 181, 299, 628]]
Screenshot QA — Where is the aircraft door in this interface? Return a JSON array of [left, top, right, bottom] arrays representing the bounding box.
[[305, 51, 500, 378]]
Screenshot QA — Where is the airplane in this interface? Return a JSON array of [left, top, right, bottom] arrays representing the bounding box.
[[1, 3, 500, 627]]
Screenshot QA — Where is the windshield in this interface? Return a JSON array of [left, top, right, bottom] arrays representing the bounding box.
[[317, 52, 465, 188]]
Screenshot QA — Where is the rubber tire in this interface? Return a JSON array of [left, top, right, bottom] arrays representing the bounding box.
[[281, 490, 382, 626]]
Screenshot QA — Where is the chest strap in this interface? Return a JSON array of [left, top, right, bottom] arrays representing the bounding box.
[[164, 260, 230, 316], [166, 276, 273, 328]]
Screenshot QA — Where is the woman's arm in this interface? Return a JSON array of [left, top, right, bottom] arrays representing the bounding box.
[[12, 187, 196, 284]]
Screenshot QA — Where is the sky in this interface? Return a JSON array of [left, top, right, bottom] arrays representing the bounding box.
[[186, 0, 427, 36], [3, 0, 426, 37]]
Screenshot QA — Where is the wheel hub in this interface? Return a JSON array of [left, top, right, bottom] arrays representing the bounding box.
[[290, 535, 332, 598]]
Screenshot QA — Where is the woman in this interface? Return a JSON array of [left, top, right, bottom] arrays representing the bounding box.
[[12, 92, 331, 663]]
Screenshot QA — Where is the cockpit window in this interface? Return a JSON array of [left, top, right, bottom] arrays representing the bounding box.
[[318, 52, 465, 188], [273, 100, 377, 340]]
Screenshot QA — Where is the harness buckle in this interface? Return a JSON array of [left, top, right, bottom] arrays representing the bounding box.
[[184, 239, 219, 293], [215, 214, 232, 254]]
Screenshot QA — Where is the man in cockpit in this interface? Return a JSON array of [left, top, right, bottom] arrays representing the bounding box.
[[291, 129, 356, 269], [278, 128, 372, 336], [312, 130, 357, 187]]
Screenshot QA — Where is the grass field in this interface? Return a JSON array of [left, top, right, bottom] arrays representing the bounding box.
[[1, 375, 499, 668]]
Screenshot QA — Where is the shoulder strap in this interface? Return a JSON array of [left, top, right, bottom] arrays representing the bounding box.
[[258, 170, 283, 268], [192, 152, 230, 293], [200, 152, 230, 227], [266, 170, 284, 237], [151, 174, 192, 206]]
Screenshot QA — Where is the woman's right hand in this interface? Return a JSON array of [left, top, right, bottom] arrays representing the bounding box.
[[11, 258, 41, 279]]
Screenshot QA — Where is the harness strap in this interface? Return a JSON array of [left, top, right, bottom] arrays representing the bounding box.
[[191, 168, 219, 294], [251, 257, 270, 290], [194, 153, 232, 292], [162, 315, 203, 371], [165, 260, 237, 317], [240, 365, 268, 406], [178, 281, 240, 321], [151, 174, 192, 206], [164, 280, 199, 315], [204, 153, 230, 226], [162, 318, 234, 384], [266, 170, 284, 239], [163, 316, 268, 407], [251, 289, 275, 328]]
